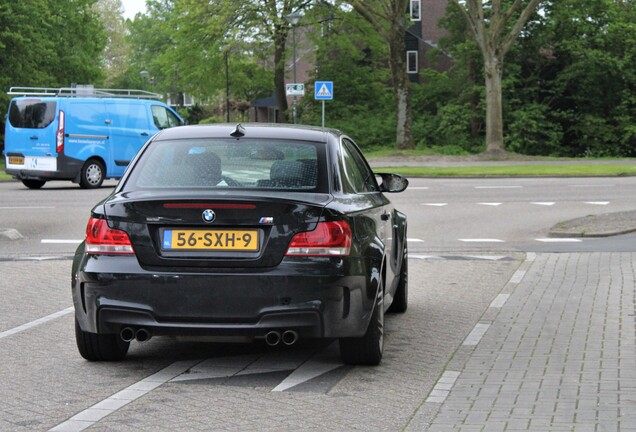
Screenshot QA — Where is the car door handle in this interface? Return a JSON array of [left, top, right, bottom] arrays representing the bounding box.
[[30, 136, 38, 140], [141, 132, 149, 136]]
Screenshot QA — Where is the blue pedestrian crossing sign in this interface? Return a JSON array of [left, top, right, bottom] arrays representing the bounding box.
[[314, 81, 333, 100]]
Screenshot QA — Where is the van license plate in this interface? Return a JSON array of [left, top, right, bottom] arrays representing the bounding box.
[[163, 229, 259, 251], [9, 156, 24, 165]]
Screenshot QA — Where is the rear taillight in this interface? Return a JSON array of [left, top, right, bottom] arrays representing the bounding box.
[[56, 110, 65, 153], [85, 218, 134, 255], [286, 221, 352, 256]]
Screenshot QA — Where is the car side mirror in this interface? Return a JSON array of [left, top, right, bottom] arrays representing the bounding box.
[[376, 173, 408, 193]]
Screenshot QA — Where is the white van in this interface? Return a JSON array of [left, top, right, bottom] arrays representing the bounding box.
[[3, 86, 184, 189]]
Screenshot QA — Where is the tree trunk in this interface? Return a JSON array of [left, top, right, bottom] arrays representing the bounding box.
[[389, 31, 414, 150], [273, 29, 289, 123], [483, 59, 505, 154]]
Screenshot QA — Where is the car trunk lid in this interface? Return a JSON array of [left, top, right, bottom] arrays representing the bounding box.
[[103, 191, 332, 269]]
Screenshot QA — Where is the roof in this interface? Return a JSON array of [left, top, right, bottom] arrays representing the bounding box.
[[153, 123, 344, 143]]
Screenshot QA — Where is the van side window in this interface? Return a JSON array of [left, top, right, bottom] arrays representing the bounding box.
[[152, 106, 181, 129]]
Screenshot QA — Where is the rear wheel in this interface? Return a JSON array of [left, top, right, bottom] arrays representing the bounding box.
[[388, 250, 408, 313], [75, 319, 129, 361], [79, 159, 105, 189], [339, 289, 384, 366], [21, 179, 46, 189]]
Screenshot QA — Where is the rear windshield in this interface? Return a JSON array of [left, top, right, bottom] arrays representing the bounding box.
[[124, 139, 324, 192], [8, 99, 57, 129]]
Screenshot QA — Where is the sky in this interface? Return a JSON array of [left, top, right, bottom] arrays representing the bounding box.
[[122, 0, 147, 20]]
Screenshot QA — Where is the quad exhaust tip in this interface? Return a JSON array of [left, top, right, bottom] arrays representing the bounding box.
[[120, 327, 152, 343], [265, 330, 299, 346]]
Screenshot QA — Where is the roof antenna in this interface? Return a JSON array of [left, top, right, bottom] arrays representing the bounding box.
[[230, 124, 245, 138]]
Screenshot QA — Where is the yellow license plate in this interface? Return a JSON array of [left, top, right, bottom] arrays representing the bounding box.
[[9, 156, 24, 165], [163, 229, 259, 251]]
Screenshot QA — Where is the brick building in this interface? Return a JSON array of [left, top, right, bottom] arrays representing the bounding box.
[[406, 0, 451, 82]]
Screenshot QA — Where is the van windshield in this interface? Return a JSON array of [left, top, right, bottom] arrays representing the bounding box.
[[8, 99, 57, 129]]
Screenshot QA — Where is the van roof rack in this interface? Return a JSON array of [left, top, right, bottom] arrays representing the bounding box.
[[7, 86, 163, 100]]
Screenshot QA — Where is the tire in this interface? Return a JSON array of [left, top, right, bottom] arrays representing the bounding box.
[[388, 250, 408, 313], [21, 179, 46, 189], [75, 319, 129, 361], [339, 290, 384, 366], [79, 159, 105, 189]]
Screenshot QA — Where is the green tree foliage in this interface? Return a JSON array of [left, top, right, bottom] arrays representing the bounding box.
[[93, 0, 130, 87], [345, 0, 415, 150], [0, 0, 104, 134], [299, 6, 395, 148], [437, 0, 636, 157]]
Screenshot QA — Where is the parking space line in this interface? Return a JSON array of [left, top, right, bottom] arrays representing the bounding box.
[[426, 371, 461, 404], [459, 239, 505, 243], [272, 342, 342, 392], [509, 270, 527, 284], [489, 294, 510, 308], [462, 323, 490, 346], [0, 307, 73, 340], [49, 359, 203, 432], [41, 239, 83, 244]]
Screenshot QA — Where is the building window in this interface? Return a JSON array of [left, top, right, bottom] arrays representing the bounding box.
[[407, 51, 418, 74], [410, 0, 421, 21]]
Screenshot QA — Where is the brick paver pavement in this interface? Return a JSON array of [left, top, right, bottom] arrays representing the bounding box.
[[418, 252, 636, 431]]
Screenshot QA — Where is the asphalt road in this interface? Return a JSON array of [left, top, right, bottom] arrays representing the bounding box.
[[0, 177, 634, 431]]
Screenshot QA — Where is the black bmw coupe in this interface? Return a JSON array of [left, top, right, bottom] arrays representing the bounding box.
[[72, 123, 408, 365]]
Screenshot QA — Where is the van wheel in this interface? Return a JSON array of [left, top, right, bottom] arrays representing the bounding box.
[[80, 160, 105, 189], [21, 179, 46, 189]]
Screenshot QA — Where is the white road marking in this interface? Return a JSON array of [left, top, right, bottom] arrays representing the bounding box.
[[421, 203, 448, 207], [478, 202, 502, 206], [458, 238, 505, 243], [531, 202, 555, 206], [463, 255, 508, 261], [426, 371, 461, 404], [536, 238, 583, 243], [489, 294, 510, 308], [41, 239, 83, 244], [410, 255, 444, 260], [509, 270, 527, 284], [50, 360, 202, 432], [474, 186, 522, 189], [408, 238, 424, 242], [272, 342, 342, 392], [408, 186, 430, 190], [463, 323, 490, 346], [0, 206, 56, 209], [0, 307, 73, 340], [585, 201, 610, 205]]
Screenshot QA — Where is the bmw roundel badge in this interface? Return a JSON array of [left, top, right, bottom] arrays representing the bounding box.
[[202, 209, 216, 223]]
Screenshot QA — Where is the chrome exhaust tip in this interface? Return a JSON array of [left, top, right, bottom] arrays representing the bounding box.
[[120, 327, 135, 342], [135, 328, 151, 342], [281, 330, 299, 346], [265, 331, 281, 346]]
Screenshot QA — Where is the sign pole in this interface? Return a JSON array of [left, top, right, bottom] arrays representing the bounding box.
[[314, 81, 333, 128], [322, 101, 325, 128]]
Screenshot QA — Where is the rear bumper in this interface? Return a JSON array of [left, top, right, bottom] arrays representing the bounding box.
[[72, 253, 378, 341], [5, 153, 84, 181]]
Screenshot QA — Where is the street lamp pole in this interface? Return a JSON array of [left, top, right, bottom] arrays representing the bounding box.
[[225, 50, 230, 123], [285, 12, 302, 124], [292, 25, 297, 124]]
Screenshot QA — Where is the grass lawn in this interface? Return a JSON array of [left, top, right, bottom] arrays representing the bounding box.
[[372, 164, 636, 177], [1, 152, 635, 180]]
